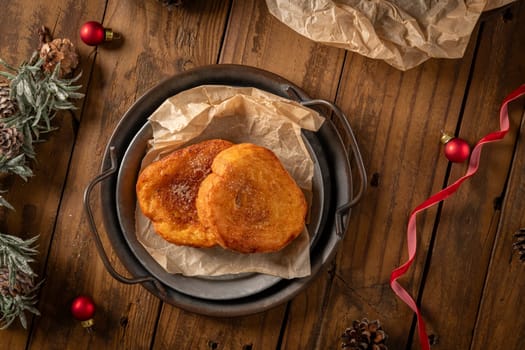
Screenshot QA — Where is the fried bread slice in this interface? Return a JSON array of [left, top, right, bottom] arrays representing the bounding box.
[[136, 139, 234, 247], [196, 143, 307, 253]]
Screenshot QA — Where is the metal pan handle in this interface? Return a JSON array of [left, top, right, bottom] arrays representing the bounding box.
[[83, 146, 167, 298], [283, 85, 367, 237]]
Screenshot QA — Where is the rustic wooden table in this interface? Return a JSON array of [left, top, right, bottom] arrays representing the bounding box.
[[1, 1, 525, 349]]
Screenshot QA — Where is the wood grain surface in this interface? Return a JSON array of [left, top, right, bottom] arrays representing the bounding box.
[[0, 1, 103, 349], [420, 2, 525, 349], [309, 43, 478, 349], [0, 0, 523, 349]]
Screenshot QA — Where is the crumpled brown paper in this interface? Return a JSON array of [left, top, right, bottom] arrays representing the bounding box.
[[135, 85, 325, 278], [265, 0, 515, 70]]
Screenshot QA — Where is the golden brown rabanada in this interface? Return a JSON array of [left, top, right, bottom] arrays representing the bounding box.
[[136, 139, 233, 247], [196, 143, 307, 253]]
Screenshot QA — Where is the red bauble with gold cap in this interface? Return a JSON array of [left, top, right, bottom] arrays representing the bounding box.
[[441, 133, 471, 163], [80, 21, 118, 46], [71, 295, 96, 331]]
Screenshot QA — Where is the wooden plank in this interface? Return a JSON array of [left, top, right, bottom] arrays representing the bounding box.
[[27, 1, 231, 349], [279, 264, 336, 349], [444, 2, 525, 349], [219, 0, 345, 101], [295, 36, 479, 348], [151, 0, 347, 348], [154, 308, 284, 349], [0, 1, 103, 349], [471, 112, 525, 349]]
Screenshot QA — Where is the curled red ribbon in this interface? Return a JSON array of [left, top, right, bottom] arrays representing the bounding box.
[[390, 84, 525, 350]]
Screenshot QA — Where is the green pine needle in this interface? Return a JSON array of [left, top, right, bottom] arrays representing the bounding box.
[[8, 57, 83, 140], [0, 234, 39, 281], [0, 195, 14, 211], [0, 35, 77, 330], [0, 50, 84, 209], [0, 280, 42, 329], [0, 233, 41, 329]]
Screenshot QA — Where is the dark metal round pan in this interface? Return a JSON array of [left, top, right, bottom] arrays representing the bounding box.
[[85, 64, 365, 316]]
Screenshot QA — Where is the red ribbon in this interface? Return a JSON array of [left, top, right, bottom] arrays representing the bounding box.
[[390, 84, 525, 350]]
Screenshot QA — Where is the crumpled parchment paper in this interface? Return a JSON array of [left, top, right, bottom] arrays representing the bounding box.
[[265, 0, 515, 70], [135, 85, 325, 278]]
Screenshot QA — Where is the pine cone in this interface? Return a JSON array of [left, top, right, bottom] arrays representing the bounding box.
[[39, 38, 79, 77], [341, 318, 388, 350], [0, 124, 24, 159], [0, 267, 34, 298], [0, 83, 17, 119]]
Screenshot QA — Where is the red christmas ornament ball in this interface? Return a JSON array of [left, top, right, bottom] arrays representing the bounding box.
[[444, 137, 470, 163], [71, 295, 96, 321], [80, 21, 106, 46]]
